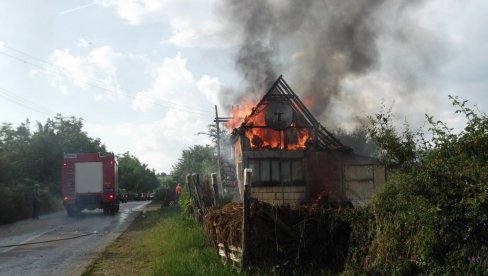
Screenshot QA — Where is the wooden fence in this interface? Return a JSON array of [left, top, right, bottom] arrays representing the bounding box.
[[186, 169, 253, 270], [186, 172, 221, 223]]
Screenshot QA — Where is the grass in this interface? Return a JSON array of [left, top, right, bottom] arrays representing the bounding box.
[[82, 205, 237, 276]]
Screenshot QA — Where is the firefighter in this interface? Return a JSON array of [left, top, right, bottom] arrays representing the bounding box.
[[32, 184, 41, 219], [175, 183, 182, 197]]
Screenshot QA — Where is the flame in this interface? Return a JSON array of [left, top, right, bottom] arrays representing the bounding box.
[[311, 190, 329, 209], [288, 127, 312, 150], [243, 104, 312, 150], [301, 96, 315, 108], [225, 100, 256, 129], [226, 100, 312, 151], [245, 128, 283, 149]]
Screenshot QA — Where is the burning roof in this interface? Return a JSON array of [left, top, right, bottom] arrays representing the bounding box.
[[229, 76, 351, 152]]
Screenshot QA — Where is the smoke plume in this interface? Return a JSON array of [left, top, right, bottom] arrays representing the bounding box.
[[217, 0, 446, 124]]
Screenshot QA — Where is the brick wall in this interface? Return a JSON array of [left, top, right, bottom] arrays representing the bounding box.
[[250, 186, 305, 205]]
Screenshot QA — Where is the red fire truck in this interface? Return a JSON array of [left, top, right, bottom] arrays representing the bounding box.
[[61, 152, 120, 217]]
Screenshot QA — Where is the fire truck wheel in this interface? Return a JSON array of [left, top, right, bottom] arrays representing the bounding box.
[[66, 205, 77, 217], [109, 205, 115, 215]]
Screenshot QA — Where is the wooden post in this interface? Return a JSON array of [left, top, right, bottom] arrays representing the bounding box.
[[186, 174, 199, 221], [192, 173, 205, 218], [211, 173, 219, 207], [241, 168, 252, 270]]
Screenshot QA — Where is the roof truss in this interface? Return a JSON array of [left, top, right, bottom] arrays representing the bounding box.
[[242, 75, 351, 152]]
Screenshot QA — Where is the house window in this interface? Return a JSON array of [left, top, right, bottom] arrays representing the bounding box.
[[249, 158, 304, 186], [260, 159, 270, 182], [249, 159, 259, 185]]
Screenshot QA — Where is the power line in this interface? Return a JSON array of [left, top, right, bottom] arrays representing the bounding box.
[[0, 45, 214, 116], [3, 44, 148, 102], [2, 44, 214, 114], [0, 50, 212, 116], [0, 87, 55, 116]]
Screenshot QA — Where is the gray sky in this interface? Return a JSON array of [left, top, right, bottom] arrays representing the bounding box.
[[0, 0, 487, 173]]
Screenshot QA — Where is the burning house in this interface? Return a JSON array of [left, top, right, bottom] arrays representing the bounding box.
[[228, 76, 385, 207]]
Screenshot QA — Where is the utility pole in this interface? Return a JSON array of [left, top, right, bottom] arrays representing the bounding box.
[[214, 105, 231, 198]]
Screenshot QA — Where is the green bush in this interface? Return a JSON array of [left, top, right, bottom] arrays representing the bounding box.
[[179, 188, 192, 218], [0, 185, 28, 224], [356, 96, 488, 274], [39, 185, 63, 215], [0, 181, 62, 224], [154, 185, 178, 205]]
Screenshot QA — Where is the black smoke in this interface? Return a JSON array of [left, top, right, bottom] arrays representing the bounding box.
[[217, 0, 444, 121], [217, 0, 313, 107]]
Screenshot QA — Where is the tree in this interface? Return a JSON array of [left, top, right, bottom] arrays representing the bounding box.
[[117, 152, 159, 194], [360, 96, 488, 273], [0, 120, 33, 183], [367, 105, 418, 168], [333, 119, 376, 157], [197, 123, 229, 144], [50, 114, 106, 154], [170, 145, 217, 184], [0, 114, 113, 223]]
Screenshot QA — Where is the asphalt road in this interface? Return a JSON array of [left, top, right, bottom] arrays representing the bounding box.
[[0, 201, 151, 276]]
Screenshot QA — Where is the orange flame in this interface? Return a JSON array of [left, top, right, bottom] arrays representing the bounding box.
[[288, 127, 312, 150], [301, 96, 315, 108], [225, 100, 256, 129], [245, 128, 283, 149], [226, 100, 312, 151], [244, 104, 312, 150]]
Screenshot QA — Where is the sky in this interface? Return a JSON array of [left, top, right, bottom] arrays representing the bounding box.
[[0, 0, 487, 173]]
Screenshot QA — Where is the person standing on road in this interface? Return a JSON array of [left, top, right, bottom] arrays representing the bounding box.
[[32, 184, 41, 219]]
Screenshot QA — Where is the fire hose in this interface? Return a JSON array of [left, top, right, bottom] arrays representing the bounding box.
[[0, 231, 97, 248]]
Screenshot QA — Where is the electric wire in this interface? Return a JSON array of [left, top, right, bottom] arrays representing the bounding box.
[[0, 50, 212, 116], [0, 87, 55, 116], [0, 45, 214, 116], [1, 45, 214, 115]]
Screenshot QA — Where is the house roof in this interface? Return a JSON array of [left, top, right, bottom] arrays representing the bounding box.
[[237, 75, 351, 152]]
